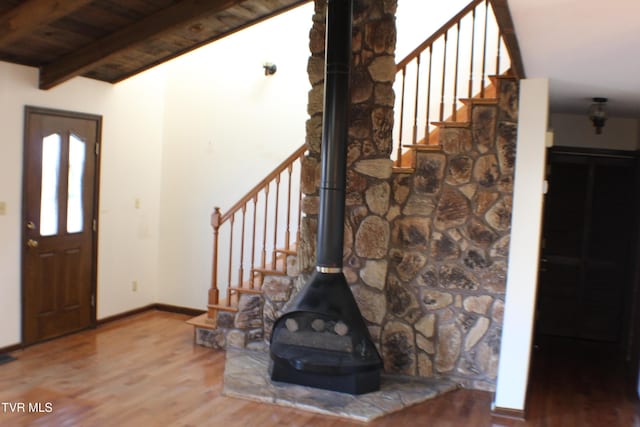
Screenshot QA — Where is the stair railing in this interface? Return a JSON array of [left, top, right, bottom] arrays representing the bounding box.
[[209, 144, 306, 307], [393, 0, 523, 167]]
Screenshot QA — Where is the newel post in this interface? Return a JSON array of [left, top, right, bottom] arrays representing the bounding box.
[[209, 207, 222, 306]]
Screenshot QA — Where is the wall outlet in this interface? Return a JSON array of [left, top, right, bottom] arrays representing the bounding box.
[[132, 281, 138, 292], [0, 201, 6, 216]]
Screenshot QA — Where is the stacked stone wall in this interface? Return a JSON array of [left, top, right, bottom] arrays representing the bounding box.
[[379, 84, 518, 390], [294, 0, 519, 392]]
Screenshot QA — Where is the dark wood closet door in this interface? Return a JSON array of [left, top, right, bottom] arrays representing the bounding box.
[[538, 149, 636, 343]]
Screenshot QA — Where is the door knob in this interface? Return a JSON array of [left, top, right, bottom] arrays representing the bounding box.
[[27, 239, 39, 248]]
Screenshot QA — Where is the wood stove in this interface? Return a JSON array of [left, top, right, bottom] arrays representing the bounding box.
[[269, 0, 383, 395]]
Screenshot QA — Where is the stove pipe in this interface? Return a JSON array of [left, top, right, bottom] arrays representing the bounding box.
[[269, 0, 383, 395], [316, 0, 351, 271]]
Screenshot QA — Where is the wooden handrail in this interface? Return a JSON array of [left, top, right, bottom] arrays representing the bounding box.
[[397, 0, 483, 70], [488, 0, 525, 78], [393, 0, 523, 167], [209, 143, 306, 309], [220, 144, 307, 224]]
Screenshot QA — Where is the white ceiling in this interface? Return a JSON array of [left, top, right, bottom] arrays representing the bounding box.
[[508, 0, 640, 117]]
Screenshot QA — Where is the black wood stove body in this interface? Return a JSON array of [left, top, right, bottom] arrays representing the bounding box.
[[269, 0, 383, 395]]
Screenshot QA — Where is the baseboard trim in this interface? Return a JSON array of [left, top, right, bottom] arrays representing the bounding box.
[[0, 343, 22, 354], [97, 303, 206, 326], [491, 405, 526, 420], [97, 304, 156, 325], [154, 303, 205, 317]]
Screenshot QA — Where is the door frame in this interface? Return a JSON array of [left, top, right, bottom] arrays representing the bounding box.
[[21, 106, 102, 344]]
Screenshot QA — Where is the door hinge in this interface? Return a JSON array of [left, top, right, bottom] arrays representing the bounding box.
[[95, 142, 100, 156], [91, 294, 95, 307], [93, 219, 97, 232]]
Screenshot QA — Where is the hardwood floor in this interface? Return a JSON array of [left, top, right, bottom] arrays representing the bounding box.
[[0, 311, 638, 426]]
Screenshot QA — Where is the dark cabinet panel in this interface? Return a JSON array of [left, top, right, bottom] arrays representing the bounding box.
[[537, 149, 637, 343]]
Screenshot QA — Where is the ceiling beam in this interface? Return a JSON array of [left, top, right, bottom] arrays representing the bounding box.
[[39, 0, 244, 90], [0, 0, 92, 48]]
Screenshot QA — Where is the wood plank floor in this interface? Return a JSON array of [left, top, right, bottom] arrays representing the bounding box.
[[0, 310, 638, 426]]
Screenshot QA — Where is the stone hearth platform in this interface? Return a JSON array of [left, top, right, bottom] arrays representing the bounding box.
[[222, 349, 459, 422]]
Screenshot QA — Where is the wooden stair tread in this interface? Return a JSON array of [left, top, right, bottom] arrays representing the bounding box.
[[252, 268, 287, 276], [186, 313, 216, 329], [431, 121, 470, 128], [207, 304, 239, 313], [459, 97, 498, 105], [489, 71, 517, 83], [274, 248, 297, 256], [392, 166, 416, 174], [402, 144, 443, 152], [229, 286, 262, 295]]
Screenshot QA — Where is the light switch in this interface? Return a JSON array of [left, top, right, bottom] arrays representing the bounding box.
[[0, 202, 6, 216], [134, 198, 140, 209]]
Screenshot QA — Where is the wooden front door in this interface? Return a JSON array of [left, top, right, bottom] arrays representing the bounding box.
[[22, 107, 101, 345]]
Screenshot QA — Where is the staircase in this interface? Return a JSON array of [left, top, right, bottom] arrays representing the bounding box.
[[187, 146, 305, 350], [188, 0, 522, 351]]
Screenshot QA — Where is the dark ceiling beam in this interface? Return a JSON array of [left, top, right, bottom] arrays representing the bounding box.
[[39, 0, 244, 90], [0, 0, 92, 48]]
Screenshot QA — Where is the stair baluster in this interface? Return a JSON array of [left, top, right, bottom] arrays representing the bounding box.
[[206, 144, 306, 319], [393, 0, 522, 168]]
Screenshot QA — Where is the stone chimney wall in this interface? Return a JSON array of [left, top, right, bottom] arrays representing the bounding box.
[[295, 0, 519, 392]]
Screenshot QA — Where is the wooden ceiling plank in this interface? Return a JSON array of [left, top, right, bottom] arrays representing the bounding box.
[[107, 0, 310, 84], [39, 0, 244, 89], [0, 0, 92, 47]]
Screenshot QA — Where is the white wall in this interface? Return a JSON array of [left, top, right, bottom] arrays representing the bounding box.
[[96, 71, 166, 318], [550, 113, 640, 151], [494, 79, 549, 412], [0, 3, 314, 348], [0, 62, 166, 347], [396, 0, 470, 59], [157, 4, 313, 308]]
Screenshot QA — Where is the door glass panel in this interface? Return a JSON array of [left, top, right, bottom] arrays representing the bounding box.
[[67, 134, 86, 233], [40, 133, 61, 236]]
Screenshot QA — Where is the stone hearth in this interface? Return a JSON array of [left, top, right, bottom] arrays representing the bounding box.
[[222, 349, 458, 422]]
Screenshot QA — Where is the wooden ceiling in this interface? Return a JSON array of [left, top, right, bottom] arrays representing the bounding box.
[[0, 0, 310, 89]]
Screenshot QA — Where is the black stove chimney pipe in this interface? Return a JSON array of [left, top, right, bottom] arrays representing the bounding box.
[[316, 0, 352, 271], [268, 0, 382, 395]]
